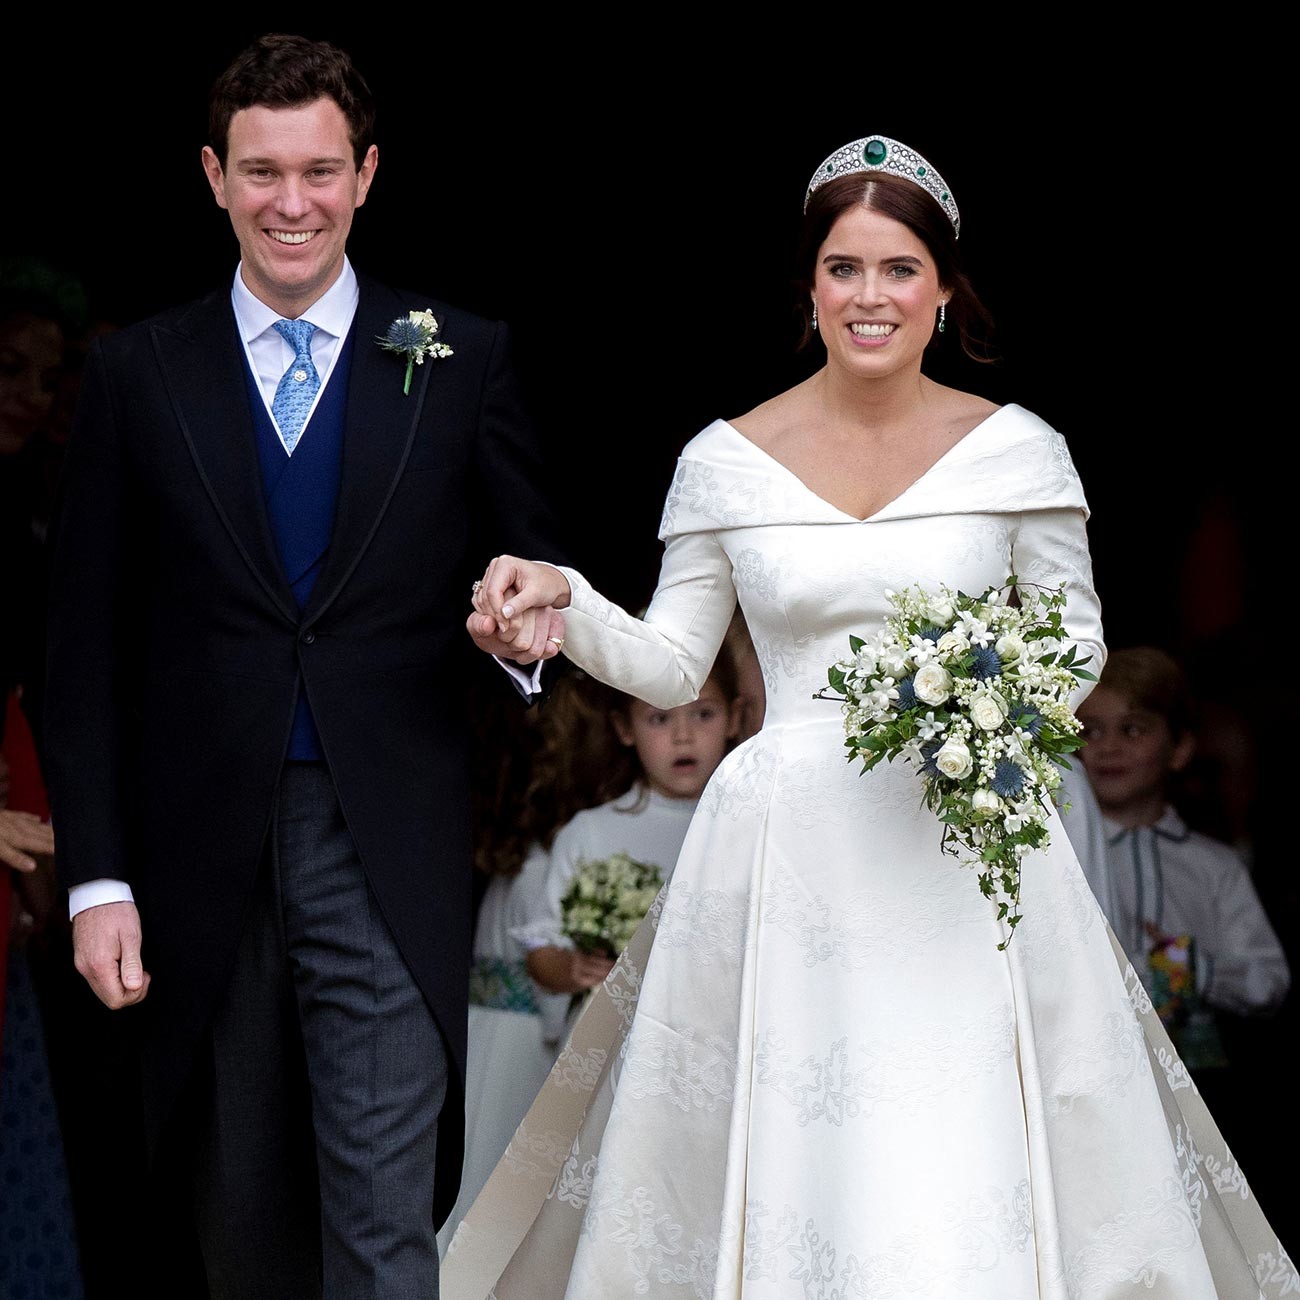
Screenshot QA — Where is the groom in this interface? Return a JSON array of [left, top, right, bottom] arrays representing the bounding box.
[[44, 33, 565, 1298]]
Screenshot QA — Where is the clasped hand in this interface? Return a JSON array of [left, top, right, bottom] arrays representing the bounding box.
[[466, 555, 572, 664]]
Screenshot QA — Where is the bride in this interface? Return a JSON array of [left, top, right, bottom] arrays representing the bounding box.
[[453, 136, 1288, 1298]]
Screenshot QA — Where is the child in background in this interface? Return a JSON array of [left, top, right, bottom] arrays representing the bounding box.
[[520, 654, 741, 1005], [1077, 646, 1289, 1065], [440, 653, 740, 1253]]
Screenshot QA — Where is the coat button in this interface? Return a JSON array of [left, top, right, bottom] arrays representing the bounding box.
[[301, 630, 316, 645]]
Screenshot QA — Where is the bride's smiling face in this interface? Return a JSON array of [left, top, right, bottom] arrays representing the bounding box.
[[812, 205, 949, 379]]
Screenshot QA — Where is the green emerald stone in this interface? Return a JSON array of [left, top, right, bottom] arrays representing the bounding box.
[[916, 166, 927, 177], [941, 191, 949, 201], [825, 163, 835, 175], [862, 139, 888, 167]]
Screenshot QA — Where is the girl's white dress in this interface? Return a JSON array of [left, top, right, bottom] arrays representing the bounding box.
[[517, 786, 700, 1057], [444, 407, 1290, 1299]]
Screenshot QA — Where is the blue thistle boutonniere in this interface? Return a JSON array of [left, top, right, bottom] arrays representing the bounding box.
[[377, 309, 453, 395]]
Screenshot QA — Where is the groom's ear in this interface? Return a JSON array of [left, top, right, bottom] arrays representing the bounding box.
[[200, 146, 229, 210], [354, 145, 379, 209]]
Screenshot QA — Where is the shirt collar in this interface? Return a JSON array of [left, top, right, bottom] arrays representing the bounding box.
[[1102, 804, 1189, 845], [230, 257, 360, 344]]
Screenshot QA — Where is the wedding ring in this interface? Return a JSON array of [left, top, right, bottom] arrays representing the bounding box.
[[548, 636, 565, 649], [471, 580, 482, 594]]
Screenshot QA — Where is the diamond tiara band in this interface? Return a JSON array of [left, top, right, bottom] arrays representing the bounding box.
[[805, 135, 960, 238]]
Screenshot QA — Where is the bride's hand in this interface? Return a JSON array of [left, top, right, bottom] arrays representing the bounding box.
[[466, 603, 566, 664], [474, 556, 571, 634]]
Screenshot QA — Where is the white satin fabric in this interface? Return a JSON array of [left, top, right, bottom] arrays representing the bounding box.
[[444, 407, 1290, 1299]]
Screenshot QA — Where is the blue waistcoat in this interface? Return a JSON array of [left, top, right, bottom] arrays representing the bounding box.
[[241, 331, 354, 760]]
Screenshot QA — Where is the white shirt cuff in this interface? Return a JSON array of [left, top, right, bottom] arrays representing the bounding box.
[[68, 878, 136, 919], [509, 923, 569, 953], [494, 655, 545, 698]]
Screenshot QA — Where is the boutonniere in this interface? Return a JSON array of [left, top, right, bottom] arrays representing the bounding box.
[[377, 309, 454, 395]]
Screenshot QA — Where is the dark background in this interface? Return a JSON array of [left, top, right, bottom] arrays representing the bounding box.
[[4, 22, 1290, 1250]]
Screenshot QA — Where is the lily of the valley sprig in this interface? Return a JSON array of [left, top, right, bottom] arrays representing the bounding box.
[[377, 309, 453, 395]]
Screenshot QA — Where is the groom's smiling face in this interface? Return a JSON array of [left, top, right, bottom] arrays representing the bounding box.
[[201, 97, 378, 319]]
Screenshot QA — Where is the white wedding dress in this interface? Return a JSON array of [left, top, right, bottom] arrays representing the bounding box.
[[443, 407, 1290, 1299]]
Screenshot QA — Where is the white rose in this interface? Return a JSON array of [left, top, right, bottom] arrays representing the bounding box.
[[934, 738, 973, 780], [996, 633, 1026, 662], [969, 691, 1009, 731], [913, 662, 954, 706], [935, 630, 966, 657], [925, 596, 956, 624], [972, 788, 1002, 816]]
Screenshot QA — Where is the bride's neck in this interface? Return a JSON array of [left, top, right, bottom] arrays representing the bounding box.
[[813, 364, 935, 435]]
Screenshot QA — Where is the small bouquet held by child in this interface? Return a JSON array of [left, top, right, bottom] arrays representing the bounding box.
[[818, 575, 1095, 947], [560, 852, 665, 960]]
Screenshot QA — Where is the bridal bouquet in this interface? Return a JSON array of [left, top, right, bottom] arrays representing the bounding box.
[[560, 853, 664, 959], [818, 577, 1094, 947]]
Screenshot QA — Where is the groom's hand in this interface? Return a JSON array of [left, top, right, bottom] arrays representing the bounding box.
[[73, 901, 151, 1009], [467, 605, 566, 665]]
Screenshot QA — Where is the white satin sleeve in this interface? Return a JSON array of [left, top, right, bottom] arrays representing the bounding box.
[[550, 530, 737, 710], [1010, 505, 1106, 711]]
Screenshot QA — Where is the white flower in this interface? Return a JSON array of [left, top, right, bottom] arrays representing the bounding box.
[[935, 630, 967, 658], [959, 611, 994, 645], [972, 788, 1002, 815], [917, 710, 945, 741], [996, 632, 1026, 662], [934, 738, 974, 780], [854, 645, 879, 676], [864, 679, 899, 718], [925, 595, 957, 624], [913, 662, 954, 707], [908, 634, 938, 666], [880, 651, 910, 680], [408, 308, 440, 333], [969, 691, 1010, 732]]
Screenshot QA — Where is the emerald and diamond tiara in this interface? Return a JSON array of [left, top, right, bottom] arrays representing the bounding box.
[[805, 135, 960, 238]]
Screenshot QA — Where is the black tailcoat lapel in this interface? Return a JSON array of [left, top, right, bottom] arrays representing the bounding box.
[[151, 292, 297, 623], [304, 277, 435, 626]]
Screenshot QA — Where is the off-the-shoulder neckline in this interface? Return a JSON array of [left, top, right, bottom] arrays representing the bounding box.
[[713, 403, 1018, 523]]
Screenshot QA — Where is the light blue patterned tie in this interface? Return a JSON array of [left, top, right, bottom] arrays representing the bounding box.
[[271, 318, 320, 453]]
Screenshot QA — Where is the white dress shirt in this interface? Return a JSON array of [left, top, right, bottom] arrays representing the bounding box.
[[234, 257, 358, 453]]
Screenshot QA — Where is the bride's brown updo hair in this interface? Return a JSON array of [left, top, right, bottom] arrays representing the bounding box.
[[795, 172, 994, 362]]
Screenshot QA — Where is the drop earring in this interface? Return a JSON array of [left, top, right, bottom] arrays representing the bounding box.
[[938, 301, 946, 334], [811, 301, 819, 333]]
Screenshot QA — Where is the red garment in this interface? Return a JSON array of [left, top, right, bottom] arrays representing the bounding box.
[[2, 689, 51, 1039]]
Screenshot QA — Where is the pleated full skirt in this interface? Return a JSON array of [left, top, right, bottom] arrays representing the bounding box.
[[444, 722, 1292, 1299]]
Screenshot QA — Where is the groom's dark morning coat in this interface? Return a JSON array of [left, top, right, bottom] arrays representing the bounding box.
[[45, 274, 564, 1223]]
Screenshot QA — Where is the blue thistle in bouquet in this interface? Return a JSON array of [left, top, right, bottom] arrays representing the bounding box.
[[816, 576, 1095, 948]]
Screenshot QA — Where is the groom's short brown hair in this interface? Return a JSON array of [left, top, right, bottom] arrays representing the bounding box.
[[208, 34, 375, 169]]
